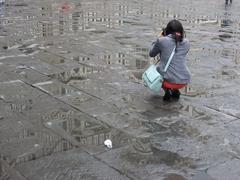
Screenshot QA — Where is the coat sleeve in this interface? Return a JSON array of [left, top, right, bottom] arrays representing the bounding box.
[[149, 38, 161, 57]]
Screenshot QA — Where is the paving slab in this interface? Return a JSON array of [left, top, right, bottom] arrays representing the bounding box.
[[1, 0, 240, 179], [0, 61, 50, 84], [97, 145, 190, 180], [42, 108, 130, 155], [200, 95, 240, 118], [15, 149, 131, 180], [0, 56, 63, 76], [207, 159, 240, 180]]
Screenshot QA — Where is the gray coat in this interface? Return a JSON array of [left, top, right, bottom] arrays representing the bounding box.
[[149, 35, 191, 84]]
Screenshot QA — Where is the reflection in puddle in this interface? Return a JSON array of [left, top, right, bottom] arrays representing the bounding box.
[[0, 122, 74, 166], [98, 53, 128, 66], [15, 136, 73, 165], [182, 86, 199, 97], [18, 44, 39, 55], [122, 141, 195, 168], [72, 55, 91, 63], [35, 51, 65, 64], [221, 48, 234, 58], [43, 110, 129, 149], [150, 4, 221, 27], [163, 174, 187, 180], [49, 65, 101, 84], [141, 113, 201, 138], [17, 0, 239, 74], [0, 82, 37, 113], [70, 120, 111, 146], [97, 50, 148, 70], [38, 21, 54, 38], [34, 81, 76, 96], [68, 78, 91, 90], [36, 1, 128, 36], [220, 68, 240, 80], [179, 104, 206, 118], [0, 108, 129, 166], [9, 97, 33, 113], [169, 120, 200, 138], [2, 0, 240, 178], [221, 4, 233, 28], [219, 33, 232, 41], [40, 1, 52, 17]]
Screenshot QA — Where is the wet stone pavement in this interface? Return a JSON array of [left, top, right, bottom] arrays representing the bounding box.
[[1, 0, 240, 179]]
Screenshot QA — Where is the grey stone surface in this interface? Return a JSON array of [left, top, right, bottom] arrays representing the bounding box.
[[16, 149, 130, 180], [1, 0, 240, 179], [97, 145, 190, 179], [192, 171, 216, 180], [207, 159, 240, 180]]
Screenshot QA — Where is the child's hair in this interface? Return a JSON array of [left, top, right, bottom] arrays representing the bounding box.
[[164, 19, 185, 47]]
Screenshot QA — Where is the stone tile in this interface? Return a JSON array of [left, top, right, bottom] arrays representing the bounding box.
[[1, 56, 63, 76], [1, 0, 240, 179], [42, 109, 130, 155], [97, 146, 190, 180], [200, 95, 240, 118], [207, 159, 240, 180], [16, 149, 130, 180], [191, 171, 215, 180]]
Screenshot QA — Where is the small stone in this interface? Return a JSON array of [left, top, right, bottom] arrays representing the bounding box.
[[46, 122, 52, 126]]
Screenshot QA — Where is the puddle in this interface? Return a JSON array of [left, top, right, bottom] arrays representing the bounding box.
[[72, 55, 91, 63], [0, 114, 75, 166], [0, 80, 41, 113], [49, 65, 101, 84], [17, 43, 39, 55], [121, 139, 196, 168], [97, 51, 149, 70], [2, 0, 240, 179], [34, 51, 65, 64], [5, 2, 28, 7], [34, 81, 77, 96], [97, 53, 129, 66], [9, 97, 33, 113], [181, 86, 201, 97], [140, 108, 204, 140], [200, 47, 240, 60], [163, 174, 187, 180], [179, 104, 206, 119], [42, 109, 129, 152], [1, 102, 129, 166]]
